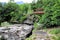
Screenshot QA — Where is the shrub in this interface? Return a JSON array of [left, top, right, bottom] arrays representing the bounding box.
[[32, 0, 60, 27], [0, 2, 32, 24], [0, 2, 20, 23]]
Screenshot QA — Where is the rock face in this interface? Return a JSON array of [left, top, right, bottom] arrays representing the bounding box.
[[0, 24, 33, 40]]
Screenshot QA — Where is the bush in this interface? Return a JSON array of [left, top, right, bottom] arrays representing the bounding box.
[[0, 2, 32, 24], [0, 2, 20, 23], [32, 0, 60, 27]]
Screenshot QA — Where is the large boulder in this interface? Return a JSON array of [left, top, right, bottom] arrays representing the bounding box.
[[0, 24, 33, 40]]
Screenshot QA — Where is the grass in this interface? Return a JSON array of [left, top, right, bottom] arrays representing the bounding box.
[[46, 27, 60, 40], [26, 26, 60, 40], [49, 28, 60, 34], [1, 22, 11, 27], [26, 34, 36, 40]]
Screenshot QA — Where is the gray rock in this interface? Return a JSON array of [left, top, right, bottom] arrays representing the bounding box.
[[0, 24, 33, 40], [33, 30, 50, 40], [23, 19, 33, 25], [23, 14, 34, 25]]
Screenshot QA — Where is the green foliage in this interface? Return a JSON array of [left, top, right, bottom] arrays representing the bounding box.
[[32, 0, 60, 27], [49, 28, 60, 34], [19, 4, 32, 14], [49, 28, 60, 40], [0, 2, 32, 25], [34, 22, 38, 29], [34, 22, 44, 30], [51, 36, 60, 40], [1, 22, 10, 27], [0, 2, 20, 23], [26, 34, 36, 40], [18, 4, 33, 23]]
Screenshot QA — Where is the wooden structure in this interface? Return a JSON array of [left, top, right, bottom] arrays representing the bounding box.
[[33, 8, 44, 14]]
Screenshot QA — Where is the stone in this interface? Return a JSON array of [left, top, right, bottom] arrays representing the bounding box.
[[23, 19, 33, 25], [33, 30, 50, 40], [0, 24, 33, 40], [23, 14, 34, 25]]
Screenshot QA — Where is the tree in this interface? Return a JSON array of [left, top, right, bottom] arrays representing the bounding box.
[[0, 2, 20, 24], [9, 0, 14, 2]]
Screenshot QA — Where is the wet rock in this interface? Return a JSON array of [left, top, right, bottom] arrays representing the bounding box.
[[0, 24, 33, 40]]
